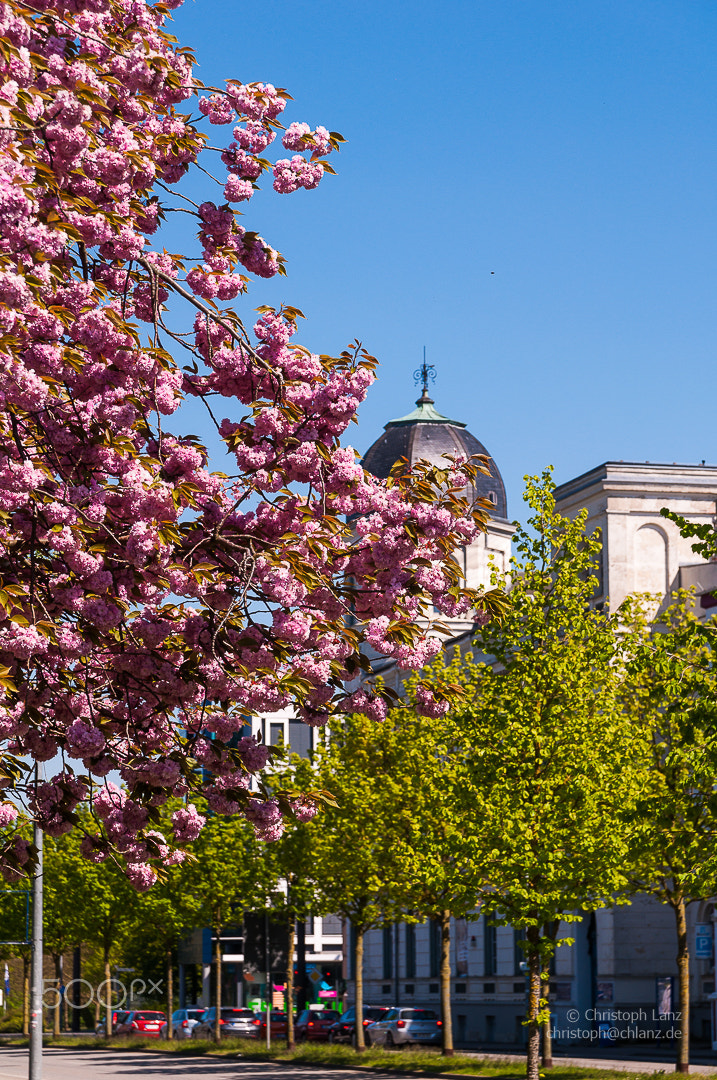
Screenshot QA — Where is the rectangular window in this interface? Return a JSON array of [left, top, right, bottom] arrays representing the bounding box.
[[382, 926, 393, 980], [514, 927, 524, 976], [405, 924, 416, 978], [429, 919, 440, 978], [288, 720, 312, 758], [269, 723, 284, 746], [322, 915, 342, 935], [484, 921, 497, 976]]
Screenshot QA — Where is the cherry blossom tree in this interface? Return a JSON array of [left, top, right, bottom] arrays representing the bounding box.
[[0, 0, 501, 885]]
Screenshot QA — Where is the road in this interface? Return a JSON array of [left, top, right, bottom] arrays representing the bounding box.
[[1, 1047, 716, 1079], [0, 1047, 410, 1080]]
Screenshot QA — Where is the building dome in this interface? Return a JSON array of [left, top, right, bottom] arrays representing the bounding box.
[[362, 386, 508, 520]]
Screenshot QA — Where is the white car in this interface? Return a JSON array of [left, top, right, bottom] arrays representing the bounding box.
[[160, 1007, 207, 1039]]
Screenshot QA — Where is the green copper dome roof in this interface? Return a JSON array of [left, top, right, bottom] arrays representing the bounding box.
[[362, 390, 508, 520], [387, 390, 466, 427]]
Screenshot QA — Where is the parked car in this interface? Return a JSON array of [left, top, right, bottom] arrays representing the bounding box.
[[192, 1007, 260, 1039], [327, 1005, 393, 1045], [367, 1007, 442, 1048], [295, 1009, 338, 1042], [116, 1010, 166, 1038], [95, 1010, 129, 1036], [255, 1012, 288, 1039], [159, 1007, 206, 1039]]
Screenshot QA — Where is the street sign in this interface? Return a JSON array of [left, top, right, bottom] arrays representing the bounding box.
[[696, 924, 713, 960]]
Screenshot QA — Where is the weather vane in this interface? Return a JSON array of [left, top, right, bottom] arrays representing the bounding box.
[[413, 347, 436, 396]]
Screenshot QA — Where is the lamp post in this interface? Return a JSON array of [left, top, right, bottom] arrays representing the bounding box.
[[28, 820, 43, 1080], [265, 909, 271, 1049]]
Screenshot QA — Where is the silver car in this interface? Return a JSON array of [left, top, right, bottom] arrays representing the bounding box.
[[192, 1007, 259, 1038], [367, 1006, 442, 1048], [160, 1007, 206, 1039]]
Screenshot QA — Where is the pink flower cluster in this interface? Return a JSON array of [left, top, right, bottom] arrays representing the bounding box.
[[0, 0, 493, 887]]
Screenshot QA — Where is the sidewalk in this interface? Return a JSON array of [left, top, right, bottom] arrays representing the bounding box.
[[459, 1047, 717, 1074]]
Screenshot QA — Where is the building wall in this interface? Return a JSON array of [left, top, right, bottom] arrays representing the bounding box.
[[553, 461, 717, 612]]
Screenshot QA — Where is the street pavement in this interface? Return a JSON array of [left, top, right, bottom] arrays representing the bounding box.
[[0, 1047, 425, 1080], [1, 1047, 717, 1079]]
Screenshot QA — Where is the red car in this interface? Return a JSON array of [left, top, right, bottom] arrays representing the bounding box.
[[295, 1009, 338, 1042], [256, 1012, 288, 1038], [117, 1010, 166, 1037]]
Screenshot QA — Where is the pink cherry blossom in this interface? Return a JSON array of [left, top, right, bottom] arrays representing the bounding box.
[[0, 0, 494, 888]]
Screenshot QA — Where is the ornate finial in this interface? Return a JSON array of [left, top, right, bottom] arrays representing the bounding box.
[[413, 348, 436, 404]]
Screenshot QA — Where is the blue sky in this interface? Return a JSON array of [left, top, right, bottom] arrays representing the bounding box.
[[168, 0, 716, 521]]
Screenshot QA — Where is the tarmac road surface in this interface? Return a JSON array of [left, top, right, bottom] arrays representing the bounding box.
[[1, 1046, 716, 1078], [0, 1047, 412, 1080]]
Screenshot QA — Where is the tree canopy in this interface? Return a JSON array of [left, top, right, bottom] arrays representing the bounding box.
[[0, 0, 502, 883]]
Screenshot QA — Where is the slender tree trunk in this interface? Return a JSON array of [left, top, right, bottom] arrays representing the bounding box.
[[526, 924, 542, 1080], [22, 955, 30, 1036], [214, 923, 222, 1042], [166, 946, 173, 1041], [104, 950, 112, 1038], [541, 920, 560, 1069], [440, 910, 454, 1056], [71, 945, 81, 1033], [673, 896, 690, 1073], [53, 954, 61, 1037], [541, 965, 552, 1069], [354, 924, 365, 1052], [286, 915, 295, 1049], [296, 918, 307, 1014]]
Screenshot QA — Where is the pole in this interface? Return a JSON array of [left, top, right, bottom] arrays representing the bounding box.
[[29, 821, 43, 1080], [265, 910, 271, 1050]]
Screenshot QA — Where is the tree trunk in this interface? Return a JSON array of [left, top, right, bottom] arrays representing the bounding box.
[[541, 955, 552, 1068], [71, 946, 81, 1033], [286, 916, 295, 1049], [541, 920, 560, 1069], [104, 952, 112, 1038], [214, 923, 222, 1042], [166, 946, 173, 1041], [440, 910, 454, 1056], [22, 955, 29, 1036], [53, 954, 61, 1037], [354, 924, 365, 1052], [526, 924, 542, 1080], [673, 896, 690, 1073], [296, 918, 307, 1013]]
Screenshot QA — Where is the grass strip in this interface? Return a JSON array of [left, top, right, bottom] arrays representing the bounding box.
[[0, 1034, 712, 1080]]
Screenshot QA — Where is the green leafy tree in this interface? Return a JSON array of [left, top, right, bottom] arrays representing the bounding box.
[[43, 831, 97, 1035], [127, 858, 202, 1039], [310, 716, 406, 1052], [620, 590, 717, 1074], [267, 756, 322, 1048], [376, 695, 484, 1056], [186, 809, 275, 1041], [76, 845, 135, 1036], [453, 471, 636, 1080]]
